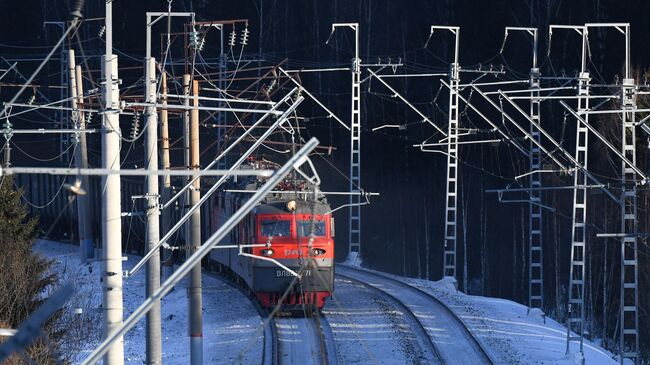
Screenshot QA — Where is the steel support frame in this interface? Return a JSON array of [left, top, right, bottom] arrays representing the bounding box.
[[504, 26, 545, 314], [620, 77, 639, 365], [552, 26, 591, 359], [435, 26, 461, 281], [331, 23, 362, 262], [444, 67, 459, 279], [528, 66, 544, 313], [349, 42, 362, 261], [566, 70, 590, 356]]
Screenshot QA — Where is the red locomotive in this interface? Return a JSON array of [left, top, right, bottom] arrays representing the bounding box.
[[209, 161, 335, 311]]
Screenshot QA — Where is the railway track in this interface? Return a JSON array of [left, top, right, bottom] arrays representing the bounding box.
[[271, 311, 335, 365], [206, 269, 335, 365], [337, 266, 494, 365], [336, 272, 443, 364]]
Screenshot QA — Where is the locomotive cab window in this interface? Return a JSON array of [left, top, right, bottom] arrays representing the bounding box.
[[260, 219, 291, 237], [298, 220, 326, 237]]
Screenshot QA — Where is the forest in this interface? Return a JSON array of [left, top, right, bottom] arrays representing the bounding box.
[[1, 0, 649, 360]]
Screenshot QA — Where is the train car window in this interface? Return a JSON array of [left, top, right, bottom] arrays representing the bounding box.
[[260, 219, 291, 237], [298, 221, 326, 237]]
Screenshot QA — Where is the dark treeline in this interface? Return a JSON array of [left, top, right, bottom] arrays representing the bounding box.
[[1, 0, 650, 359]]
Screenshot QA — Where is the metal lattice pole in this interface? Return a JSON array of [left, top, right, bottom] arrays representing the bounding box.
[[528, 69, 544, 312], [349, 42, 362, 261], [620, 26, 639, 363], [443, 68, 459, 280], [565, 26, 589, 360], [500, 26, 545, 309], [620, 77, 639, 365], [331, 23, 362, 263], [527, 30, 544, 314], [434, 26, 460, 281]]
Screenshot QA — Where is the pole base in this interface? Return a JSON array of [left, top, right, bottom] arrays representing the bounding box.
[[343, 252, 362, 267], [190, 336, 203, 365]]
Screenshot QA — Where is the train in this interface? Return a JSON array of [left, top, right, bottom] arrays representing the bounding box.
[[208, 159, 335, 312]]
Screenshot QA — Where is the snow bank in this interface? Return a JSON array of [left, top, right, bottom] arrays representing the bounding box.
[[407, 277, 621, 364], [34, 239, 264, 364]]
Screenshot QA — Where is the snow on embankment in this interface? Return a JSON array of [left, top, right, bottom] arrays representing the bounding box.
[[401, 274, 621, 364], [34, 239, 264, 364]]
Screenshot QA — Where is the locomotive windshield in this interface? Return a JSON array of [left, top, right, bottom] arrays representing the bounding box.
[[298, 220, 326, 237], [260, 219, 291, 237]]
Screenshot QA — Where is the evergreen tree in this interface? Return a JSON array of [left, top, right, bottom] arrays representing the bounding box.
[[0, 177, 59, 364]]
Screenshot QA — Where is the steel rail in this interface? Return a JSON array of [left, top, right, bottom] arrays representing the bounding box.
[[336, 272, 444, 364], [339, 266, 495, 365]]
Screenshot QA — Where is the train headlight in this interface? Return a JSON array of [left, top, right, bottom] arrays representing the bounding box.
[[311, 248, 326, 256], [286, 200, 297, 211], [261, 249, 274, 257]]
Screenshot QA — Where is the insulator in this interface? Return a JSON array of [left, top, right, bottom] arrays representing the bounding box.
[[267, 79, 277, 93], [198, 37, 206, 52], [98, 25, 106, 38], [130, 113, 140, 140], [240, 26, 250, 46], [86, 112, 93, 125], [229, 27, 237, 47], [27, 95, 35, 105], [189, 28, 200, 49], [70, 0, 84, 19]]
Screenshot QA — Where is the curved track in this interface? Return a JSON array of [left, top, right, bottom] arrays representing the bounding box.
[[272, 312, 334, 365], [335, 273, 443, 364], [315, 313, 338, 365], [337, 266, 494, 365], [206, 267, 337, 365]]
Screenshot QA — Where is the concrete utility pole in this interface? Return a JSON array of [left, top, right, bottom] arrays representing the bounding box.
[[160, 71, 173, 281], [146, 11, 195, 283], [68, 49, 93, 261], [182, 74, 191, 250], [188, 79, 203, 365], [76, 63, 93, 259], [144, 55, 162, 364], [101, 1, 124, 364]]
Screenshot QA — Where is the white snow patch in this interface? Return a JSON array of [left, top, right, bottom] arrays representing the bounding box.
[[34, 239, 264, 364], [345, 265, 625, 365]]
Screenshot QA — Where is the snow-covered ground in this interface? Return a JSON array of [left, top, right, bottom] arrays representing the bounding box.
[[36, 240, 623, 364], [323, 276, 426, 364], [35, 239, 264, 364], [397, 274, 622, 364]]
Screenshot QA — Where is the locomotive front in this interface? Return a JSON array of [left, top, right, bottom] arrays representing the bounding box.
[[251, 196, 335, 310]]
